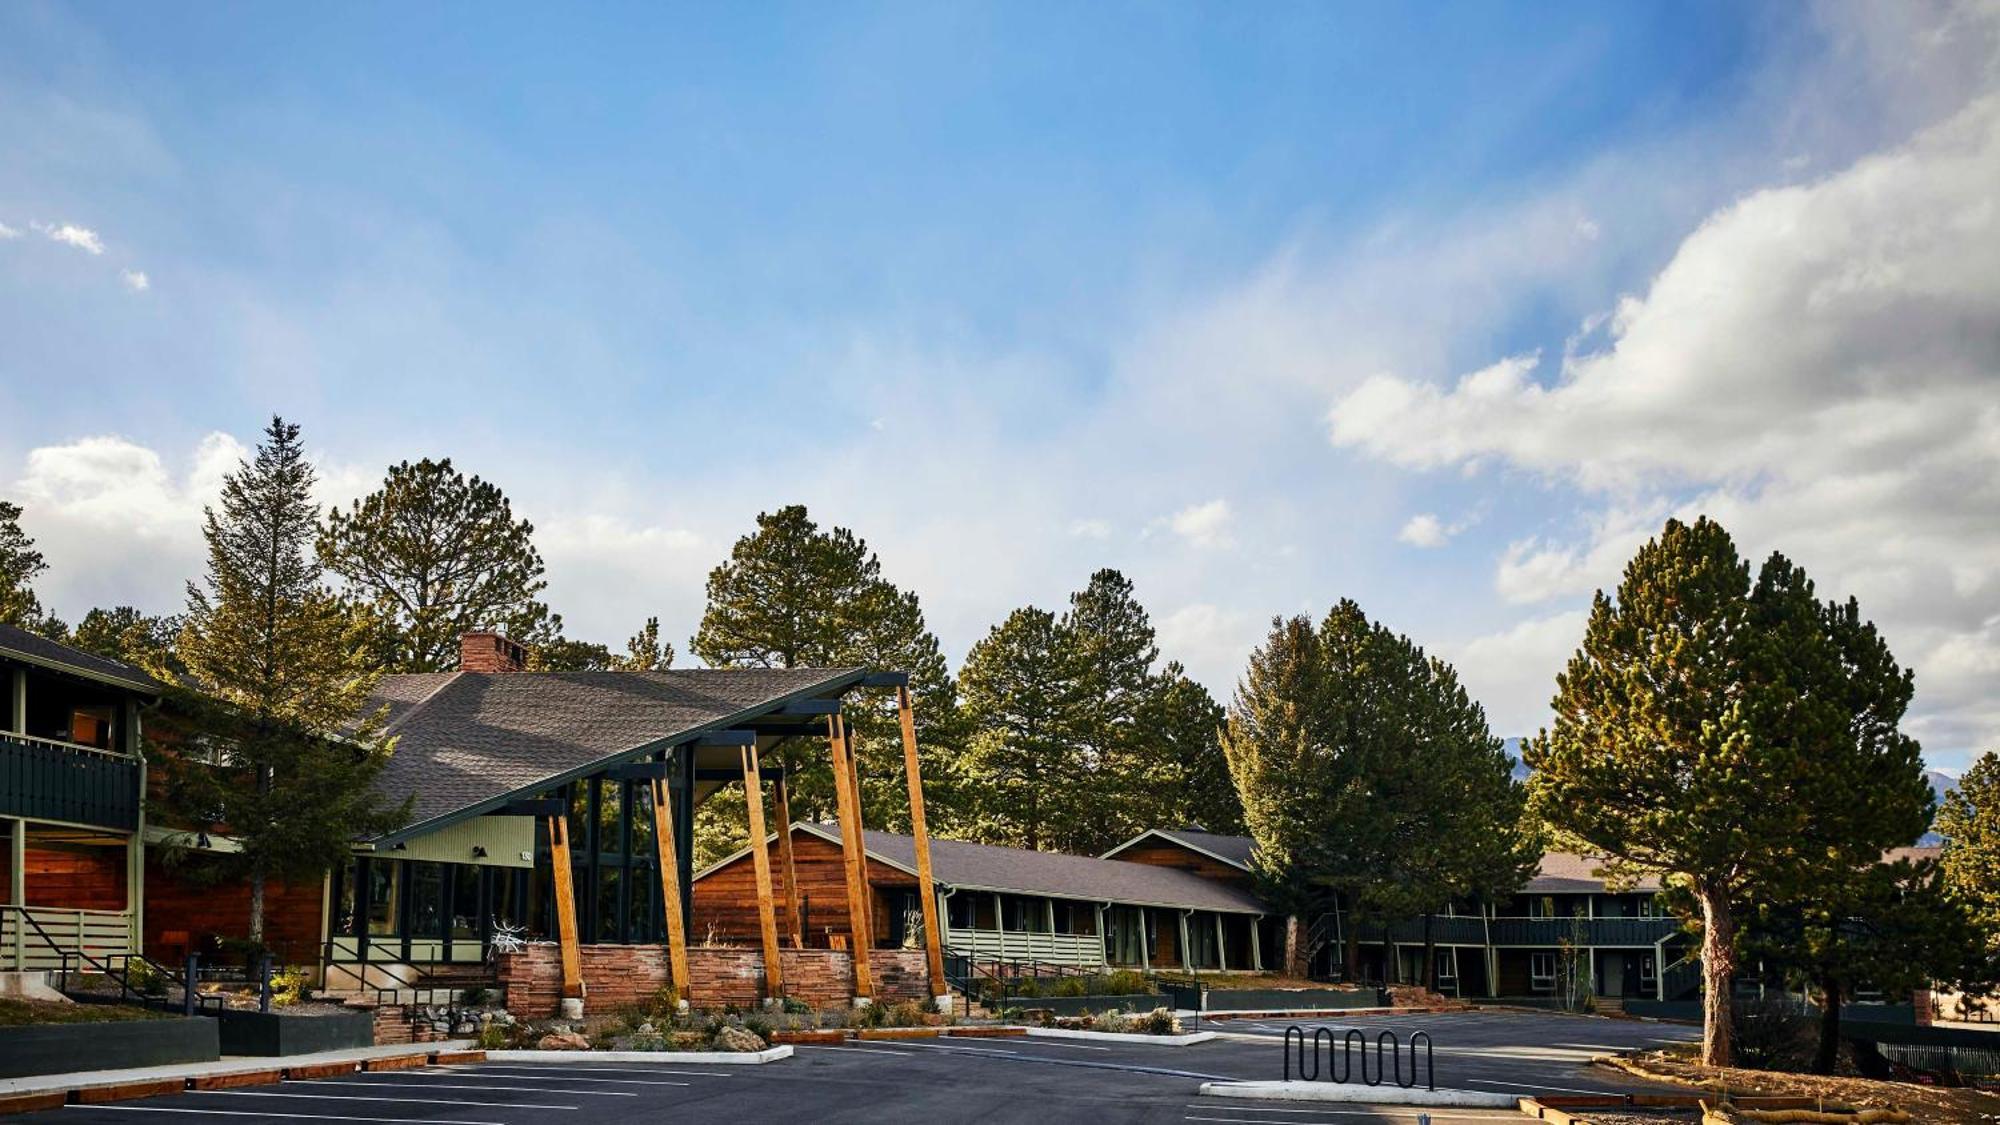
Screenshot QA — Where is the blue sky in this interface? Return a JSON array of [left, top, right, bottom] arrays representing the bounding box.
[[2, 2, 1996, 770]]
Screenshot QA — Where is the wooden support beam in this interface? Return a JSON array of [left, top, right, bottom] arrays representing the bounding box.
[[648, 777, 689, 1001], [739, 746, 784, 1001], [897, 685, 947, 1000], [772, 773, 803, 948], [827, 715, 874, 1000], [546, 814, 583, 1001], [694, 730, 757, 748], [779, 699, 842, 715]]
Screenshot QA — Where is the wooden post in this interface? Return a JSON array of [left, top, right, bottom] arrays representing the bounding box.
[[740, 746, 784, 1001], [897, 686, 948, 1001], [827, 715, 874, 1000], [772, 773, 803, 948], [648, 778, 690, 1001], [546, 814, 584, 1001]]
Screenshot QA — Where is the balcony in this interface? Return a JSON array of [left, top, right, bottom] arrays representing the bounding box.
[[1486, 915, 1679, 948], [0, 730, 141, 831], [946, 926, 1106, 967]]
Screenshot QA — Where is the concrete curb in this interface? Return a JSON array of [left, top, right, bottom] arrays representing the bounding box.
[[483, 1046, 792, 1065], [1026, 1028, 1219, 1047], [1198, 1080, 1517, 1107], [0, 1040, 478, 1101]]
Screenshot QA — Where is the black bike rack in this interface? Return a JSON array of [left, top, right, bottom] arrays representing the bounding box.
[[1283, 1025, 1433, 1091]]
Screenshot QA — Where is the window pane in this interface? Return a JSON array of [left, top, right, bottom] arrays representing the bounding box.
[[410, 863, 444, 940], [451, 866, 481, 940], [333, 859, 358, 936], [366, 863, 398, 935], [597, 868, 622, 941]]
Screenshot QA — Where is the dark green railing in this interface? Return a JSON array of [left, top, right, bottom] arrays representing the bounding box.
[[0, 731, 141, 830], [1486, 916, 1678, 947]]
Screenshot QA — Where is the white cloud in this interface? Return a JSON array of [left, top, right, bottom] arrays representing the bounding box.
[[1067, 518, 1111, 540], [1167, 499, 1233, 549], [1155, 602, 1259, 693], [1398, 513, 1469, 549], [0, 222, 19, 240], [120, 269, 148, 292], [1443, 610, 1591, 738], [32, 221, 105, 255], [1331, 91, 2000, 763]]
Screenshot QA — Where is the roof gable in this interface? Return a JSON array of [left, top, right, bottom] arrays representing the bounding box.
[[1102, 827, 1255, 871], [368, 666, 864, 838], [0, 622, 161, 694]]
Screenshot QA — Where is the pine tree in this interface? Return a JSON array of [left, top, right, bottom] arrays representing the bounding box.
[[619, 616, 674, 670], [1743, 855, 1983, 1073], [72, 606, 185, 677], [959, 607, 1086, 850], [167, 417, 408, 946], [1224, 601, 1535, 982], [1938, 752, 2000, 952], [0, 500, 65, 638], [1525, 517, 1931, 1067], [693, 505, 958, 837], [1128, 663, 1242, 837], [318, 458, 558, 671]]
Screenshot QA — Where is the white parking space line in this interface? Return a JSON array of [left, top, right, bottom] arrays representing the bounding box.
[[402, 1070, 690, 1087], [200, 1091, 579, 1110], [797, 1043, 914, 1055], [1006, 1039, 1113, 1051], [1464, 1077, 1608, 1094], [453, 1064, 733, 1078], [62, 1107, 508, 1125], [885, 1041, 1020, 1056], [1186, 1106, 1521, 1117], [310, 1080, 638, 1096]]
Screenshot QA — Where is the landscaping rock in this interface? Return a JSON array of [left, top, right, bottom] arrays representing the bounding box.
[[713, 1025, 766, 1053], [537, 1031, 591, 1051]]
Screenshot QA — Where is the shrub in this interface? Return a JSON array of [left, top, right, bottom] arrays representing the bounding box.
[[1089, 1009, 1128, 1033], [269, 968, 310, 1008], [461, 986, 491, 1007], [1051, 977, 1089, 997], [1133, 1007, 1181, 1036], [1097, 970, 1150, 996], [476, 1020, 509, 1050], [1011, 978, 1043, 998]]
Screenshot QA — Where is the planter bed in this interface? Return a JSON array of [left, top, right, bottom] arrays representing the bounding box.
[[942, 1026, 1026, 1038], [1204, 987, 1388, 1012], [856, 1027, 941, 1040], [1014, 994, 1164, 1017], [0, 1015, 219, 1080], [1027, 1026, 1218, 1046], [485, 1046, 792, 1064], [216, 1010, 374, 1057], [770, 1029, 847, 1045]]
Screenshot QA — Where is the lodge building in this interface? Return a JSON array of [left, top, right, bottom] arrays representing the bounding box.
[[2, 621, 1697, 1017]]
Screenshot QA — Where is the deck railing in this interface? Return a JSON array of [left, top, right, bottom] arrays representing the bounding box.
[[0, 730, 141, 830], [1, 904, 135, 971], [945, 926, 1105, 967]]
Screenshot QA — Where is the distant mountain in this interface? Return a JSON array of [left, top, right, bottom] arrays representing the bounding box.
[[1502, 739, 1958, 847]]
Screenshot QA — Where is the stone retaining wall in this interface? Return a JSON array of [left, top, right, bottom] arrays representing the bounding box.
[[495, 943, 932, 1016]]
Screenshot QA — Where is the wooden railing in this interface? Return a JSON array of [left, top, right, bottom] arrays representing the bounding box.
[[0, 730, 141, 830], [1, 904, 135, 971], [945, 926, 1105, 967]]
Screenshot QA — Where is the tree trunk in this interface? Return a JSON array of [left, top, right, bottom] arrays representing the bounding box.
[[1815, 976, 1843, 1076], [1696, 884, 1736, 1068], [249, 865, 267, 946]]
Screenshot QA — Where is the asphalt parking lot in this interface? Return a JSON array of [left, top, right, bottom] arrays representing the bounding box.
[[39, 1010, 1700, 1125]]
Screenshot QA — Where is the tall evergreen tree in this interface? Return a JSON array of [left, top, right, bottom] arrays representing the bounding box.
[[959, 607, 1086, 850], [1224, 601, 1535, 983], [166, 417, 408, 945], [692, 505, 958, 838], [620, 615, 674, 670], [1525, 517, 1931, 1067], [0, 500, 64, 638], [1129, 663, 1243, 837], [1938, 751, 2000, 953], [1742, 855, 1984, 1074], [72, 606, 185, 677], [318, 458, 558, 671]]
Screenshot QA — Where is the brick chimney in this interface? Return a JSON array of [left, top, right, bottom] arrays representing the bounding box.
[[460, 631, 527, 673]]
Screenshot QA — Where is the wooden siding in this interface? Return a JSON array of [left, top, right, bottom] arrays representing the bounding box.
[[1110, 838, 1251, 887], [142, 853, 324, 965], [11, 841, 128, 910], [693, 830, 915, 948]]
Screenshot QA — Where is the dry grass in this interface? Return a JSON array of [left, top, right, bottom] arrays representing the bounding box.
[[0, 997, 172, 1026], [1598, 1047, 2000, 1125]]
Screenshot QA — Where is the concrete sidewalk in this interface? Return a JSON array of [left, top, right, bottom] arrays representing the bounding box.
[[0, 1039, 479, 1109]]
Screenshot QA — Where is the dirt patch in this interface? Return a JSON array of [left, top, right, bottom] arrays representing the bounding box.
[[0, 998, 171, 1025], [1598, 1048, 2000, 1125]]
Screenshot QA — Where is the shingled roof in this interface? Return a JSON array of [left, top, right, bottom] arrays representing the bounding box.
[[0, 621, 161, 693], [708, 824, 1270, 914], [366, 667, 865, 838], [1102, 827, 1255, 870], [1525, 852, 1664, 894]]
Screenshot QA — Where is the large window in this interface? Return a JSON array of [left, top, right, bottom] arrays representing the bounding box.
[[365, 862, 398, 935], [408, 863, 444, 940], [451, 865, 481, 941], [947, 894, 977, 930], [1001, 895, 1049, 933]]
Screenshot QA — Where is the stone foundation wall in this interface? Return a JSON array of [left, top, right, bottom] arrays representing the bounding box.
[[494, 943, 933, 1016]]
